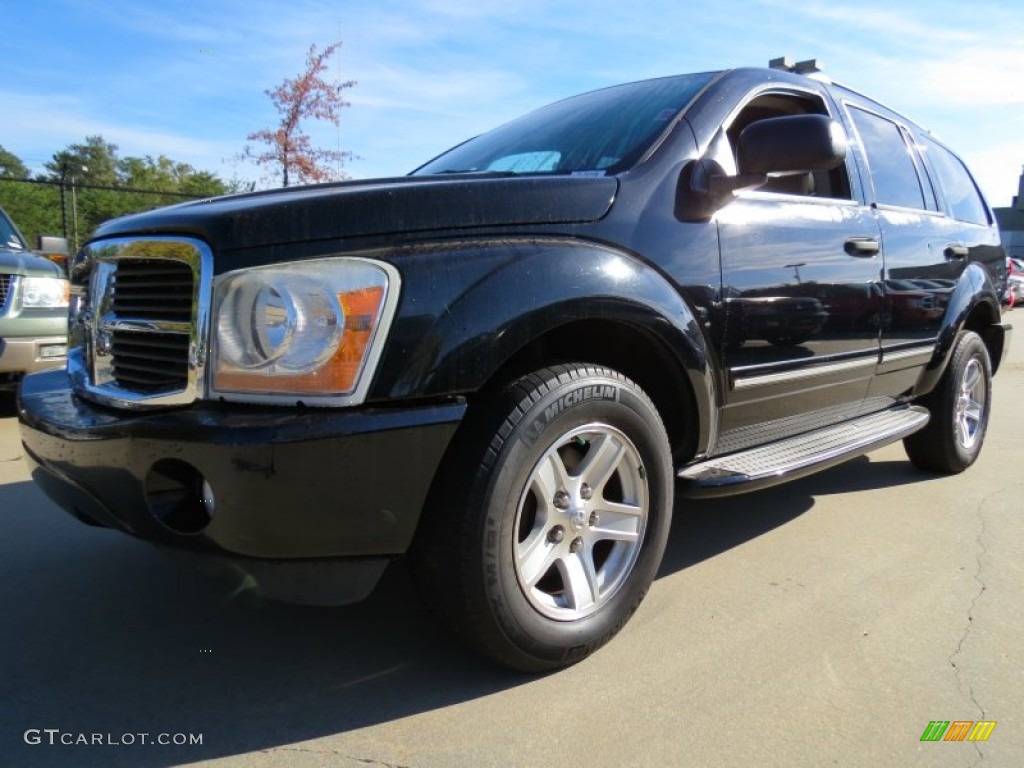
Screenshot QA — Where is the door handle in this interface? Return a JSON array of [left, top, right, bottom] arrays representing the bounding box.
[[944, 244, 969, 260], [844, 237, 880, 257]]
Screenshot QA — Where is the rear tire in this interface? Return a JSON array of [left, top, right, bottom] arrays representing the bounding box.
[[412, 364, 673, 672], [904, 330, 991, 474]]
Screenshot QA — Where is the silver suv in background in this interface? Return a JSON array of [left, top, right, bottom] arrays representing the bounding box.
[[0, 207, 69, 391]]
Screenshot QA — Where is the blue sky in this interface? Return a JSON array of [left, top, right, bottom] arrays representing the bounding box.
[[5, 0, 1024, 205]]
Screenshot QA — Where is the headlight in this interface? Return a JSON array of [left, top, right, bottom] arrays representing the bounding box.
[[20, 277, 70, 308], [211, 258, 398, 402]]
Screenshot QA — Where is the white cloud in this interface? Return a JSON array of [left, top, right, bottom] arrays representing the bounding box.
[[0, 91, 238, 176], [960, 143, 1024, 209], [9, 0, 1024, 200], [766, 0, 975, 45], [913, 49, 1024, 107]]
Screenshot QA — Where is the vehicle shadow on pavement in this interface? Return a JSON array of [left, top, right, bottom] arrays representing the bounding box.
[[1, 479, 518, 768], [1, 452, 934, 768], [659, 454, 930, 576], [0, 392, 17, 419]]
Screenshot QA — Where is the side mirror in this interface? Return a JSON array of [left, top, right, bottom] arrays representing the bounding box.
[[738, 114, 847, 175], [676, 114, 848, 222], [38, 235, 69, 255], [37, 235, 70, 272]]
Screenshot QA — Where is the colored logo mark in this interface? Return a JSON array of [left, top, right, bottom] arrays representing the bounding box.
[[920, 720, 996, 742]]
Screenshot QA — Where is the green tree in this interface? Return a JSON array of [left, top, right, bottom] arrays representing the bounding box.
[[242, 41, 356, 187], [0, 145, 60, 247], [179, 170, 230, 197], [4, 136, 236, 249], [45, 135, 120, 187], [0, 146, 29, 179], [118, 155, 229, 196], [0, 181, 63, 248]]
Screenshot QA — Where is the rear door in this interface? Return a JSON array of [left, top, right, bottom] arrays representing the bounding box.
[[917, 133, 1005, 295], [839, 93, 1003, 399]]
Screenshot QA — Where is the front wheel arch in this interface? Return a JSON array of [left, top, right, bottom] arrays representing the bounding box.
[[410, 363, 674, 671], [479, 318, 705, 465]]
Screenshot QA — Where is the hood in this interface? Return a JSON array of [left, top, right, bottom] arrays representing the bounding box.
[[0, 246, 64, 277], [90, 174, 619, 253]]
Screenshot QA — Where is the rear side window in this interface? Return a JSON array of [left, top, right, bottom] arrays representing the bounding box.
[[848, 106, 926, 210], [920, 136, 990, 226]]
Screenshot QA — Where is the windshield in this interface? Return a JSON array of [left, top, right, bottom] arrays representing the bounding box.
[[412, 73, 715, 177], [0, 209, 26, 250]]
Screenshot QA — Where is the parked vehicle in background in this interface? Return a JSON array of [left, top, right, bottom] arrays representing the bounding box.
[[0, 207, 69, 392], [1008, 258, 1024, 306], [17, 62, 1011, 671]]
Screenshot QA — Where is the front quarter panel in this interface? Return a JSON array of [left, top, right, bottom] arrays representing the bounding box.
[[372, 239, 715, 441]]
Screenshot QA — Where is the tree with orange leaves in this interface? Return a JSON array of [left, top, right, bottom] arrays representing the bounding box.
[[243, 41, 357, 187]]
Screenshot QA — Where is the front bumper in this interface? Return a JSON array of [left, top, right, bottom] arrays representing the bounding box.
[[18, 369, 465, 602], [0, 336, 67, 386]]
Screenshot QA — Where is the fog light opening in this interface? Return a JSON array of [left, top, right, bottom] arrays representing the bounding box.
[[39, 343, 67, 359], [144, 459, 214, 535]]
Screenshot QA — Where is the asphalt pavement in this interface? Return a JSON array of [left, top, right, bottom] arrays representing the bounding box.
[[1, 331, 1022, 768]]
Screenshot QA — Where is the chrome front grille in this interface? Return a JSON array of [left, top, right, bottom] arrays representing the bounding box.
[[108, 258, 195, 392], [68, 237, 213, 409], [111, 258, 195, 322], [110, 329, 192, 393], [0, 274, 11, 311]]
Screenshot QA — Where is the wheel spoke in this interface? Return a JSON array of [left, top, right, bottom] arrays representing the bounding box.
[[964, 400, 983, 425], [958, 417, 972, 447], [591, 500, 643, 542], [962, 363, 981, 394], [531, 452, 570, 509], [517, 531, 561, 587], [577, 433, 626, 492], [559, 548, 599, 611]]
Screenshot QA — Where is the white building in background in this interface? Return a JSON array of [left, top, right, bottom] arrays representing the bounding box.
[[995, 168, 1024, 260]]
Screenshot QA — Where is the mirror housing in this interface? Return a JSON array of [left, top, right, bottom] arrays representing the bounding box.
[[738, 114, 847, 175], [38, 235, 69, 255], [676, 114, 849, 221], [37, 235, 70, 271], [676, 159, 767, 221]]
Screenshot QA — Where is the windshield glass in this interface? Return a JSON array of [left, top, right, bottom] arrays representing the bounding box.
[[0, 210, 26, 250], [412, 73, 716, 177]]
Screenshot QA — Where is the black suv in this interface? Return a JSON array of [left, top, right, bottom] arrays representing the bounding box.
[[18, 65, 1010, 671]]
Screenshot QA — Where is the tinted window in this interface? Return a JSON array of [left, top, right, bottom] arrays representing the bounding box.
[[921, 136, 989, 225], [849, 107, 926, 210], [413, 73, 714, 176], [0, 209, 26, 250]]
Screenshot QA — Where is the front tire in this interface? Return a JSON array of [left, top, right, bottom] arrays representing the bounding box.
[[413, 364, 673, 672], [904, 330, 992, 473]]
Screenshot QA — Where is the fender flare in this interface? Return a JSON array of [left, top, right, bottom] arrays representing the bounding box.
[[376, 238, 718, 452], [914, 262, 1005, 396]]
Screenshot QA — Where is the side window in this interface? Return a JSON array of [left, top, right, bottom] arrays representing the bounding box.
[[848, 106, 927, 210], [726, 92, 852, 200], [920, 136, 990, 226]]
